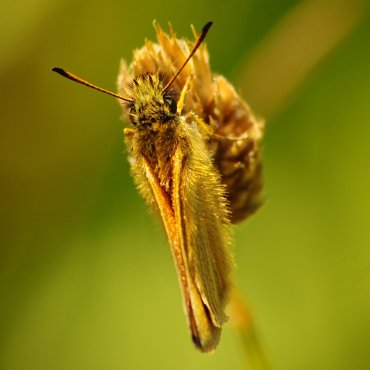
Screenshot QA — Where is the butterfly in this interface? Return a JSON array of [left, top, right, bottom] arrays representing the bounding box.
[[53, 21, 264, 352]]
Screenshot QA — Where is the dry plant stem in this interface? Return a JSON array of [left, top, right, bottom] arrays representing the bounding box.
[[229, 289, 271, 370], [118, 23, 264, 351], [230, 1, 370, 365], [241, 0, 369, 118]]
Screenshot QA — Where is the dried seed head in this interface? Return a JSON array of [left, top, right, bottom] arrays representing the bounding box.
[[117, 22, 264, 223]]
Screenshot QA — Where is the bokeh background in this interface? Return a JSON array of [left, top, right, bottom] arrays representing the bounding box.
[[1, 0, 370, 369]]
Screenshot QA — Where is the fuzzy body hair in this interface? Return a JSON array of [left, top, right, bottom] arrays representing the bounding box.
[[124, 107, 232, 351]]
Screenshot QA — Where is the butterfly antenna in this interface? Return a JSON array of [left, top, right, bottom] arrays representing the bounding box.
[[162, 21, 213, 94], [52, 67, 133, 102]]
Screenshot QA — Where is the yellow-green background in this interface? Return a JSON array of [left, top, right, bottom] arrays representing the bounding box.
[[1, 0, 370, 369]]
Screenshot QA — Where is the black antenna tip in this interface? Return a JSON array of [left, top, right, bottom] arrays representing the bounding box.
[[198, 22, 213, 43], [202, 21, 213, 34], [52, 67, 66, 76], [203, 21, 213, 32]]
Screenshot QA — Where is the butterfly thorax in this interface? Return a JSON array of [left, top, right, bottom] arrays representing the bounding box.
[[125, 73, 177, 127], [132, 120, 182, 193]]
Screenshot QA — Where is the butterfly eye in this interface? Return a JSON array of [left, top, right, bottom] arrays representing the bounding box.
[[164, 96, 177, 114]]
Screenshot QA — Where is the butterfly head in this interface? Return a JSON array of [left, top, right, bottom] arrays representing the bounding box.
[[125, 73, 177, 127]]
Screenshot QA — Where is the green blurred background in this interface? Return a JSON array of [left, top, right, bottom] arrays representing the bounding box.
[[1, 0, 370, 369]]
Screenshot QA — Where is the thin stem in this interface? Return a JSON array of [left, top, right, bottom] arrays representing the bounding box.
[[229, 289, 272, 370]]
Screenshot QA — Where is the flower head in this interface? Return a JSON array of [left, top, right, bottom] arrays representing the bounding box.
[[117, 22, 264, 223]]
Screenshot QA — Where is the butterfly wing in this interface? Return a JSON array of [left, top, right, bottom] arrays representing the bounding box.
[[125, 122, 232, 352], [171, 135, 232, 351]]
